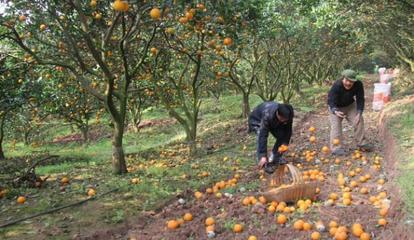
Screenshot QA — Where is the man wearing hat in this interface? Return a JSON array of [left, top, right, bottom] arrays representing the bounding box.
[[328, 69, 372, 155]]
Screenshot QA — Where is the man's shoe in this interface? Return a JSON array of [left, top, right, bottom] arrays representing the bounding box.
[[331, 148, 346, 156], [264, 162, 278, 174], [358, 144, 374, 152]]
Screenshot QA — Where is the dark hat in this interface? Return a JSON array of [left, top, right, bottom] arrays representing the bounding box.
[[341, 69, 357, 82]]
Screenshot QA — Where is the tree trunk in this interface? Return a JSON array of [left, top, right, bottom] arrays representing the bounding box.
[[111, 121, 127, 174], [241, 92, 250, 118], [24, 130, 30, 146], [0, 114, 6, 160], [187, 117, 197, 155], [79, 124, 89, 144]]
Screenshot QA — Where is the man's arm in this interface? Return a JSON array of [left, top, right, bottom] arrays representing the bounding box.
[[257, 118, 270, 159], [355, 81, 365, 114]]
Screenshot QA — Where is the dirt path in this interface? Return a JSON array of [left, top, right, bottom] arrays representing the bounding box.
[[88, 77, 411, 240]]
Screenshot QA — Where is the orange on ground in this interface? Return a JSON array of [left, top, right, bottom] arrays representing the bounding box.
[[183, 213, 193, 221], [167, 220, 179, 229], [303, 222, 312, 231], [276, 214, 287, 224], [311, 231, 321, 240], [17, 196, 26, 204], [360, 232, 371, 240], [233, 224, 243, 233], [293, 219, 305, 230], [205, 217, 215, 226], [378, 218, 387, 226]]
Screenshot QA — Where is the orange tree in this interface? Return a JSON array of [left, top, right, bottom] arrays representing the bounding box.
[[149, 2, 229, 152], [41, 73, 100, 143], [213, 0, 266, 118], [1, 1, 158, 174], [0, 49, 36, 160]]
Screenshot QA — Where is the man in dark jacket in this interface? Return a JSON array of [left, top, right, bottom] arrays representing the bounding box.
[[248, 102, 294, 174], [328, 69, 372, 155]]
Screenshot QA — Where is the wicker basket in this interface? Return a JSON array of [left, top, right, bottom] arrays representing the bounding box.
[[260, 164, 318, 203]]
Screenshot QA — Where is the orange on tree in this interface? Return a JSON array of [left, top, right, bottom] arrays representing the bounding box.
[[90, 0, 97, 7], [87, 188, 96, 197], [223, 37, 233, 46], [39, 24, 47, 31], [149, 7, 161, 20], [179, 16, 188, 24], [18, 15, 26, 21], [112, 0, 129, 12]]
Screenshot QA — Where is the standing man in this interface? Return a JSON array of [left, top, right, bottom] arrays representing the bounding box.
[[328, 69, 372, 155], [248, 102, 294, 174]]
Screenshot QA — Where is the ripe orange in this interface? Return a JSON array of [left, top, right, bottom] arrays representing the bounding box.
[[205, 217, 215, 226], [333, 138, 340, 145], [242, 197, 251, 206], [206, 225, 215, 232], [87, 188, 96, 197], [360, 232, 371, 240], [311, 231, 321, 240], [329, 193, 338, 201], [223, 37, 233, 46], [183, 213, 193, 221], [39, 24, 47, 31], [379, 208, 388, 217], [113, 1, 129, 12], [179, 17, 188, 24], [343, 198, 352, 206], [248, 236, 257, 240], [360, 187, 369, 194], [378, 218, 387, 226], [321, 146, 330, 154], [352, 224, 363, 237], [19, 15, 26, 22], [329, 227, 338, 236], [329, 221, 338, 228], [276, 214, 287, 224], [90, 0, 97, 7], [149, 8, 161, 20], [303, 222, 312, 231], [334, 231, 348, 240], [343, 192, 352, 200], [167, 220, 179, 229], [194, 191, 203, 199], [377, 178, 385, 185], [233, 224, 243, 233], [206, 188, 213, 194], [17, 196, 26, 204], [61, 177, 69, 184], [309, 126, 316, 132], [309, 136, 316, 143], [258, 196, 267, 204], [293, 219, 305, 230], [185, 11, 194, 20]]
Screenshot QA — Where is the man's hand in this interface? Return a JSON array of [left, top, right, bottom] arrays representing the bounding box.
[[334, 110, 346, 118], [354, 113, 361, 125], [258, 157, 267, 169]]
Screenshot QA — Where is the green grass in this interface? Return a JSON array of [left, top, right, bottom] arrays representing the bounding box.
[[387, 100, 414, 216]]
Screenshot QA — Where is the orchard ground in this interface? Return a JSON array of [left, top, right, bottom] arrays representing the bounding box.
[[0, 75, 413, 240]]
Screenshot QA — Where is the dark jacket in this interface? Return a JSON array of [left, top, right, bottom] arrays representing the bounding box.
[[328, 79, 365, 113], [248, 102, 293, 159]]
